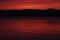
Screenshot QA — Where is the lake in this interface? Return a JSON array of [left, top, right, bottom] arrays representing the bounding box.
[[0, 17, 60, 40]]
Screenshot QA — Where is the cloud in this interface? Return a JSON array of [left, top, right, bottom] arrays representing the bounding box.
[[0, 0, 12, 2], [0, 0, 60, 2], [0, 0, 60, 10]]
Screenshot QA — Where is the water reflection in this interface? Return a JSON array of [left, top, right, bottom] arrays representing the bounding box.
[[0, 17, 60, 40], [0, 18, 60, 33]]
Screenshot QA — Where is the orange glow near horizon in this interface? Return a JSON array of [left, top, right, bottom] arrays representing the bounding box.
[[0, 4, 60, 10], [0, 0, 60, 10]]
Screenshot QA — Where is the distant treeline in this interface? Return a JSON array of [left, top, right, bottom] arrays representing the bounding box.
[[0, 8, 60, 17]]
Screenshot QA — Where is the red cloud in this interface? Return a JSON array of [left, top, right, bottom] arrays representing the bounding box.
[[0, 0, 60, 10]]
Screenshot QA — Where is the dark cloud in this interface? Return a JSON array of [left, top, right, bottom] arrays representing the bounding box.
[[0, 0, 60, 2], [0, 0, 10, 2], [56, 0, 60, 2], [0, 0, 24, 2]]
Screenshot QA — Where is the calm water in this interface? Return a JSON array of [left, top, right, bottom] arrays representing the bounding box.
[[0, 17, 60, 40]]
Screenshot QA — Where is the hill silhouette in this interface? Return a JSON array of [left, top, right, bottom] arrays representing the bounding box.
[[0, 8, 60, 17]]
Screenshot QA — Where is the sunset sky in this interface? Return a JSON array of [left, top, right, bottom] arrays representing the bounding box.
[[0, 0, 60, 10]]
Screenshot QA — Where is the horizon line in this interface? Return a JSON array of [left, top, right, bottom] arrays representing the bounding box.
[[0, 8, 60, 10]]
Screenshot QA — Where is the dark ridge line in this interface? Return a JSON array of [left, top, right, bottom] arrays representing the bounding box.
[[0, 8, 60, 17], [0, 8, 60, 11]]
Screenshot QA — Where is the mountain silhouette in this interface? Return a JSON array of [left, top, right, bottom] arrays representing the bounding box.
[[0, 8, 60, 17]]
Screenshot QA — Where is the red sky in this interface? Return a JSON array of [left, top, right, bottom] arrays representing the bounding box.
[[0, 0, 60, 10]]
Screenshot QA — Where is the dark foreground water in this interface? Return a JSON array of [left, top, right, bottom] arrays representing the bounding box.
[[0, 17, 60, 40]]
